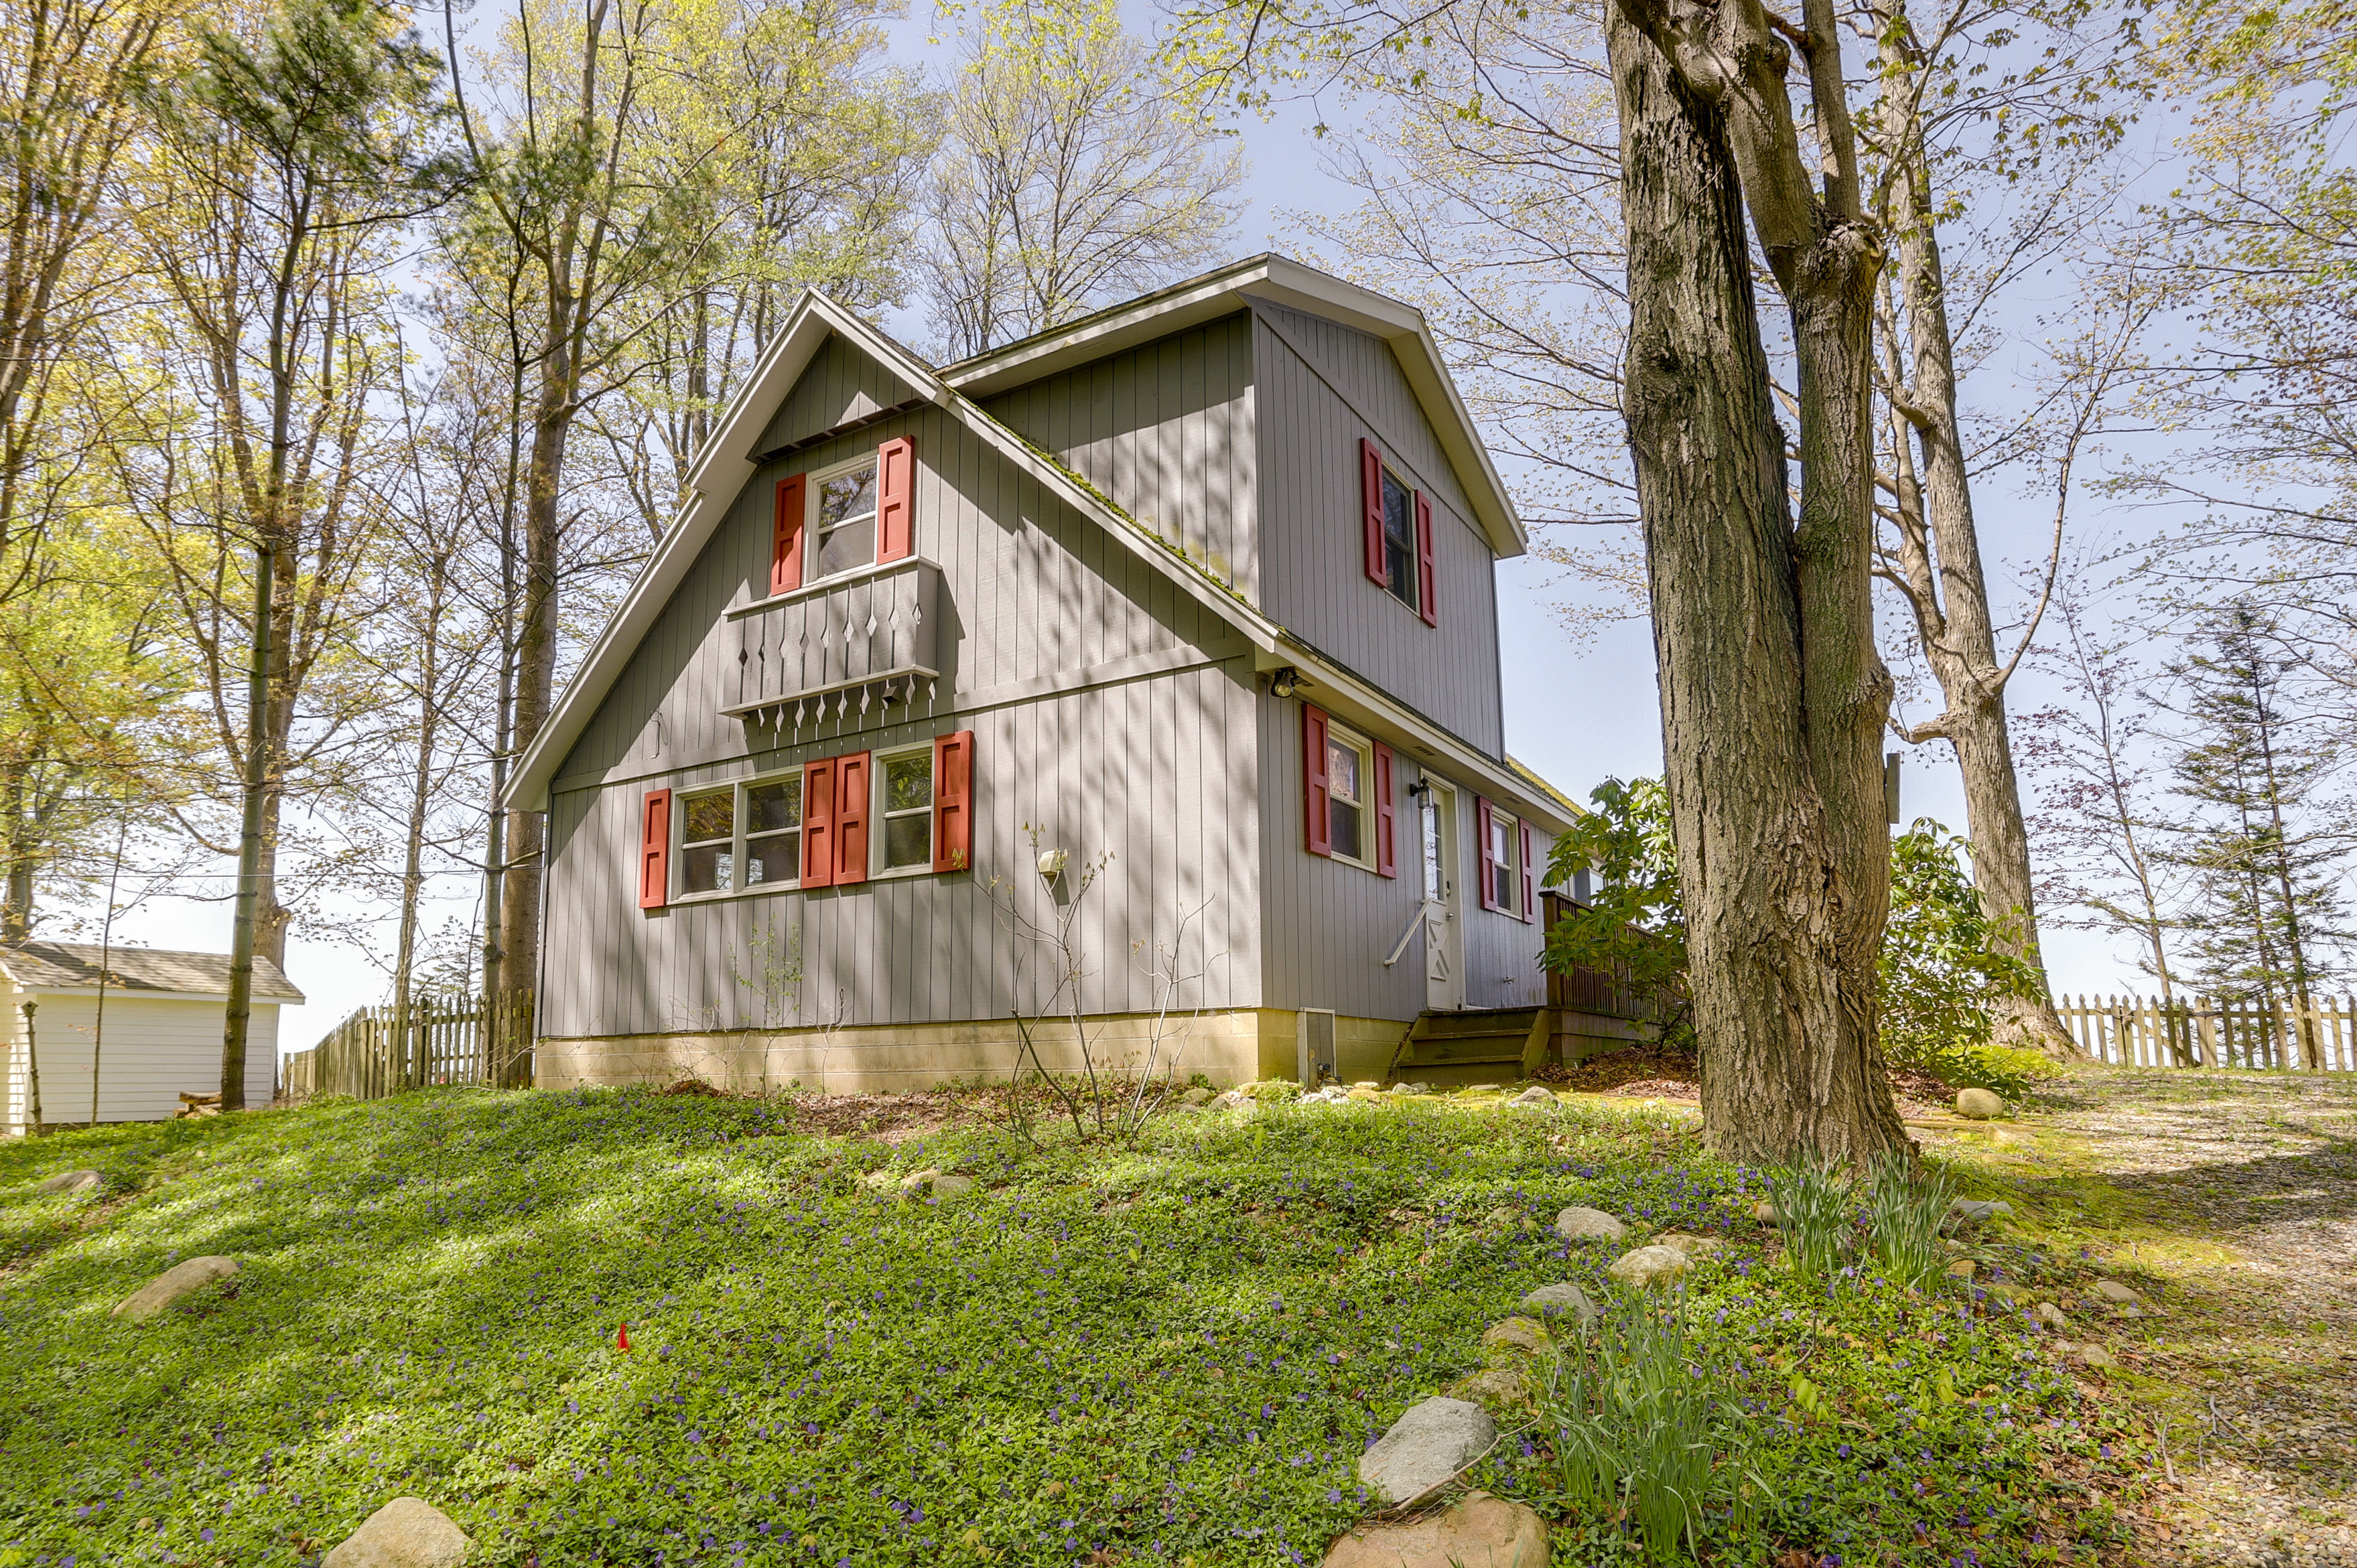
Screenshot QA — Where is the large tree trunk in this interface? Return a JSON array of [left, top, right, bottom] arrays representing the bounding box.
[[1875, 16, 2080, 1059], [1607, 0, 1908, 1165], [495, 381, 565, 1086]]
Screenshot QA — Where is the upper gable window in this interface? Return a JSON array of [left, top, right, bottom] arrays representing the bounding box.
[[769, 436, 917, 597], [1380, 469, 1416, 613], [1359, 437, 1438, 626], [813, 458, 878, 580]]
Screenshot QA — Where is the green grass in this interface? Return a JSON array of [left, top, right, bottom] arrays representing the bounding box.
[[0, 1087, 2143, 1566]]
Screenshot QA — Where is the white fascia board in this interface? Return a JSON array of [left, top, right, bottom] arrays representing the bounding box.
[[1272, 641, 1575, 835], [507, 295, 951, 812], [11, 987, 299, 1004], [944, 255, 1527, 559]]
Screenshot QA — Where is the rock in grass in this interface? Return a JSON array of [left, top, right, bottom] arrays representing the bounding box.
[[1751, 1200, 1780, 1225], [1479, 1317, 1548, 1355], [2091, 1279, 2141, 1304], [1448, 1365, 1532, 1411], [1178, 1087, 1215, 1107], [2030, 1301, 2070, 1332], [1955, 1087, 2005, 1120], [1946, 1259, 1977, 1281], [1605, 1245, 1691, 1290], [1507, 1086, 1554, 1109], [1387, 1082, 1432, 1096], [1212, 1090, 1253, 1111], [1519, 1282, 1599, 1326], [2076, 1343, 2118, 1370], [1357, 1397, 1495, 1504], [1651, 1231, 1725, 1259], [322, 1496, 474, 1568], [1461, 1084, 1502, 1096], [111, 1257, 238, 1323], [1552, 1206, 1629, 1243], [1948, 1198, 2013, 1226], [1323, 1491, 1548, 1568], [36, 1169, 102, 1194]]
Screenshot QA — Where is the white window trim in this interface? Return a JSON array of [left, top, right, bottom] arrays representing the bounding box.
[[1326, 721, 1378, 873], [671, 764, 809, 904], [871, 741, 935, 881], [805, 449, 882, 586]]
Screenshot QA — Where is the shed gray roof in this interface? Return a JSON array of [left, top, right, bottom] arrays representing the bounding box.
[[0, 942, 304, 1001]]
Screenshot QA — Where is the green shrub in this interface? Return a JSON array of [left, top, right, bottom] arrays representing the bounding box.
[[1936, 1042, 2068, 1099]]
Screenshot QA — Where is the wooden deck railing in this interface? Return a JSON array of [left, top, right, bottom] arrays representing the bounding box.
[[2057, 993, 2357, 1071], [280, 991, 537, 1101]]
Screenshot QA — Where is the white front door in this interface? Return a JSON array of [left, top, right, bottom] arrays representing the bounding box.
[[1422, 780, 1465, 1011]]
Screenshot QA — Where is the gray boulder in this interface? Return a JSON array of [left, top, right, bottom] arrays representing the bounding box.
[[1552, 1206, 1629, 1243], [111, 1256, 238, 1323], [2091, 1279, 2141, 1303], [36, 1169, 102, 1194], [1520, 1282, 1599, 1326], [1948, 1198, 2015, 1226], [1178, 1086, 1216, 1106], [323, 1497, 474, 1568], [1507, 1086, 1554, 1109], [1955, 1087, 2005, 1120], [1606, 1245, 1692, 1290], [1357, 1396, 1495, 1505]]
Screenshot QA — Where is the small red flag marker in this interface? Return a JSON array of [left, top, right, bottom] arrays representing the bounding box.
[[616, 1323, 632, 1352]]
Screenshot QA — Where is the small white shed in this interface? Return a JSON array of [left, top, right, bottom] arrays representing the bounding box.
[[1, 943, 303, 1135]]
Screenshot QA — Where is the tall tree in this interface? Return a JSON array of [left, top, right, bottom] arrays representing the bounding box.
[[921, 0, 1244, 358], [1859, 0, 2140, 1059], [0, 0, 173, 608], [1172, 0, 1908, 1160], [125, 0, 448, 1107], [2163, 605, 2347, 1066]]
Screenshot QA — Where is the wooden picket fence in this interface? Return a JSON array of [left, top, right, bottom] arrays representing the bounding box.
[[2057, 993, 2357, 1071], [279, 991, 537, 1101]]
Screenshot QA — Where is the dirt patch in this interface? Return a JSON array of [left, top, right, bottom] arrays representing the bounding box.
[[1982, 1068, 2357, 1566], [1546, 1043, 1700, 1093], [760, 1088, 982, 1144]]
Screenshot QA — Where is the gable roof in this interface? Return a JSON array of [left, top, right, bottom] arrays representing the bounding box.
[[943, 255, 1526, 559], [0, 942, 304, 1001], [503, 281, 1570, 833]]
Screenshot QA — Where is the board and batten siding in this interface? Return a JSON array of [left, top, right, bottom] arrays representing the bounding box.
[[542, 658, 1266, 1040], [1248, 301, 1507, 759], [1256, 691, 1549, 1018], [980, 313, 1259, 603], [555, 388, 1243, 796], [3, 995, 277, 1133]]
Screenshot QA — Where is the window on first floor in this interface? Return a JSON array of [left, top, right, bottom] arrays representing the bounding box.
[[880, 748, 933, 870], [681, 788, 735, 894], [1327, 727, 1369, 865], [1485, 804, 1520, 918], [644, 730, 973, 908]]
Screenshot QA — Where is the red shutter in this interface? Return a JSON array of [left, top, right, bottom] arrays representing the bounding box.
[[771, 474, 807, 595], [1360, 438, 1387, 585], [1303, 704, 1331, 857], [1519, 819, 1537, 922], [933, 729, 974, 874], [1415, 492, 1437, 626], [835, 750, 871, 883], [1475, 796, 1498, 910], [876, 437, 915, 563], [801, 759, 836, 889], [638, 789, 672, 910], [1373, 741, 1398, 878]]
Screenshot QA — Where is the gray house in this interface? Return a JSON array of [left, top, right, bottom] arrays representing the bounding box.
[[505, 256, 1582, 1092]]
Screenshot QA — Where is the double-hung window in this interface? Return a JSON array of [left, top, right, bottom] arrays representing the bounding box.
[[811, 459, 878, 581], [1326, 729, 1369, 865], [1475, 796, 1536, 920], [1359, 437, 1438, 626], [745, 776, 802, 885], [680, 788, 736, 894], [880, 749, 933, 870], [1485, 808, 1518, 917]]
